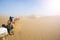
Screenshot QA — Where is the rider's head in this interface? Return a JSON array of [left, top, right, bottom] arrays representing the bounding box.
[[2, 24, 6, 27]]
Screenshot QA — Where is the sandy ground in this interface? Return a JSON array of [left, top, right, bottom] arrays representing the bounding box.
[[0, 16, 60, 40]]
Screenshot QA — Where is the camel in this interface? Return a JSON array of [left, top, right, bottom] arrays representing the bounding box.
[[7, 17, 20, 35]]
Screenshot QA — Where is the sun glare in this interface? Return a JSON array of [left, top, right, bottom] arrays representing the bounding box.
[[48, 0, 60, 10]]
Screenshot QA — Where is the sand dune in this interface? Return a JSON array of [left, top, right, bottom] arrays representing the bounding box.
[[0, 16, 60, 40]]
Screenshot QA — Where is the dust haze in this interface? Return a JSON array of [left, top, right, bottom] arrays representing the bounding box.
[[0, 16, 60, 40]]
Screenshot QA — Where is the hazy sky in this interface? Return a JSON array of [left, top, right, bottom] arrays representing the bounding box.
[[0, 0, 60, 16]]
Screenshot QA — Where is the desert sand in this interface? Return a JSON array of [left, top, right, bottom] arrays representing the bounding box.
[[0, 16, 60, 40]]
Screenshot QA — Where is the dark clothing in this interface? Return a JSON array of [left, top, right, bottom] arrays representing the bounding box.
[[9, 16, 14, 22], [6, 24, 13, 30], [6, 24, 13, 34]]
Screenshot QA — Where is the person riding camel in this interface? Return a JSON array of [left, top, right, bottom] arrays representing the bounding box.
[[6, 16, 15, 35], [7, 16, 20, 35]]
